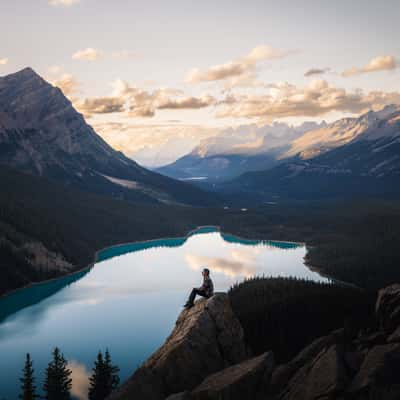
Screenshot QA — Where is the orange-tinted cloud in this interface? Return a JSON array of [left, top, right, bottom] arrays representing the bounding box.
[[75, 96, 125, 117], [186, 45, 290, 84], [51, 73, 80, 96], [49, 0, 79, 6], [342, 55, 397, 77], [216, 79, 400, 119], [72, 48, 103, 61], [68, 360, 90, 400], [304, 68, 330, 77]]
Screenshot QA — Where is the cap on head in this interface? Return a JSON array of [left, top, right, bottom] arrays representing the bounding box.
[[202, 268, 210, 275]]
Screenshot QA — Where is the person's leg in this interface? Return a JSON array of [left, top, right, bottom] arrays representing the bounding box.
[[185, 288, 199, 307], [196, 289, 208, 299]]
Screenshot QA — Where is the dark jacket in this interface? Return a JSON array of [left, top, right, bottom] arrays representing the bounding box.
[[200, 276, 214, 297]]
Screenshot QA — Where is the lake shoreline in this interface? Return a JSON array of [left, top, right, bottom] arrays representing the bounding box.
[[0, 225, 307, 300]]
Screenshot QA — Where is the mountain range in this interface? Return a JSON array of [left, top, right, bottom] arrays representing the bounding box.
[[154, 104, 400, 202], [156, 121, 324, 181], [1, 67, 400, 206], [220, 105, 400, 202], [0, 68, 215, 206]]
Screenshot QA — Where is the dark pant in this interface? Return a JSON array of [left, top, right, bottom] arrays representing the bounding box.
[[187, 288, 208, 305]]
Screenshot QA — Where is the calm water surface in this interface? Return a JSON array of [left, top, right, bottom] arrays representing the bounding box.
[[0, 227, 328, 399]]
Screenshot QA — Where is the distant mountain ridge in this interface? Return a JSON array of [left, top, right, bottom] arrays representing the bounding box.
[[157, 105, 400, 185], [0, 68, 216, 206], [221, 105, 400, 202], [284, 104, 400, 159], [156, 121, 324, 181]]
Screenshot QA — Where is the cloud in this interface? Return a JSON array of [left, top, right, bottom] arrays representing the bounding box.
[[216, 79, 400, 120], [81, 79, 216, 118], [342, 55, 397, 77], [93, 121, 218, 166], [68, 361, 90, 400], [186, 45, 290, 84], [111, 50, 138, 59], [75, 96, 125, 117], [48, 65, 62, 74], [72, 47, 102, 61], [185, 252, 257, 278], [48, 0, 80, 6], [0, 58, 9, 65], [51, 73, 80, 96], [157, 95, 215, 109], [304, 68, 330, 77]]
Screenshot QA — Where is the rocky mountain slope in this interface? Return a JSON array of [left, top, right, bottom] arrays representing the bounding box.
[[108, 286, 400, 400], [158, 105, 400, 188], [0, 67, 215, 206], [284, 105, 400, 160], [221, 106, 400, 202], [156, 122, 323, 181]]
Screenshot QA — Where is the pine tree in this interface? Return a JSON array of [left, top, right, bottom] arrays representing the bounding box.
[[104, 349, 120, 392], [88, 350, 120, 400], [88, 351, 108, 400], [43, 347, 72, 400], [19, 353, 38, 400]]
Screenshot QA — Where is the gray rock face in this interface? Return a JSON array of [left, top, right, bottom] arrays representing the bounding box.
[[269, 285, 400, 400], [348, 343, 400, 398], [270, 329, 342, 394], [376, 284, 400, 335], [108, 294, 247, 400], [275, 343, 351, 400], [190, 352, 274, 400], [108, 284, 400, 400], [0, 68, 214, 206]]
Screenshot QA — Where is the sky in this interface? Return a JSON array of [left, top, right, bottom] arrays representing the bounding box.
[[1, 0, 400, 166]]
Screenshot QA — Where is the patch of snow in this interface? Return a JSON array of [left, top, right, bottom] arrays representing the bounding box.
[[99, 173, 138, 189], [180, 176, 208, 181], [369, 156, 399, 174]]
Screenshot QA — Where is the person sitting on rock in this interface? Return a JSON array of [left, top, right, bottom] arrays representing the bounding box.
[[184, 268, 214, 308]]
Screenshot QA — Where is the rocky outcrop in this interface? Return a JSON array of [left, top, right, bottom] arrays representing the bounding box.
[[108, 293, 247, 400], [190, 352, 274, 400], [110, 285, 400, 400], [376, 284, 400, 335], [269, 285, 400, 400]]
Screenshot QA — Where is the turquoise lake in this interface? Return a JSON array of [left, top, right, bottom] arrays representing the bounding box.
[[0, 227, 329, 399]]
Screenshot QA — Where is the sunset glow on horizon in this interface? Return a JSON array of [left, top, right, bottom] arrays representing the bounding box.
[[2, 0, 399, 166]]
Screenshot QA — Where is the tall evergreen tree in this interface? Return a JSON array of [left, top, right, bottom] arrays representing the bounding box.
[[88, 351, 108, 400], [43, 347, 72, 400], [19, 353, 38, 400], [104, 349, 120, 392], [88, 350, 120, 400]]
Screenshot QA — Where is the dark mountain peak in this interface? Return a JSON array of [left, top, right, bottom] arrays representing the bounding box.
[[1, 67, 45, 85], [13, 66, 39, 78], [0, 68, 215, 206]]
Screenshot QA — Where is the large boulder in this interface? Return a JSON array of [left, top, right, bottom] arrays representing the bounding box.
[[269, 329, 342, 394], [347, 343, 400, 399], [189, 352, 274, 400], [276, 343, 350, 400], [376, 284, 400, 335], [108, 293, 247, 400]]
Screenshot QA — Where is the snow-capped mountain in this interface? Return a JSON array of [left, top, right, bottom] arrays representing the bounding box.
[[284, 105, 400, 159], [222, 105, 400, 202], [0, 68, 215, 206], [157, 121, 324, 180]]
